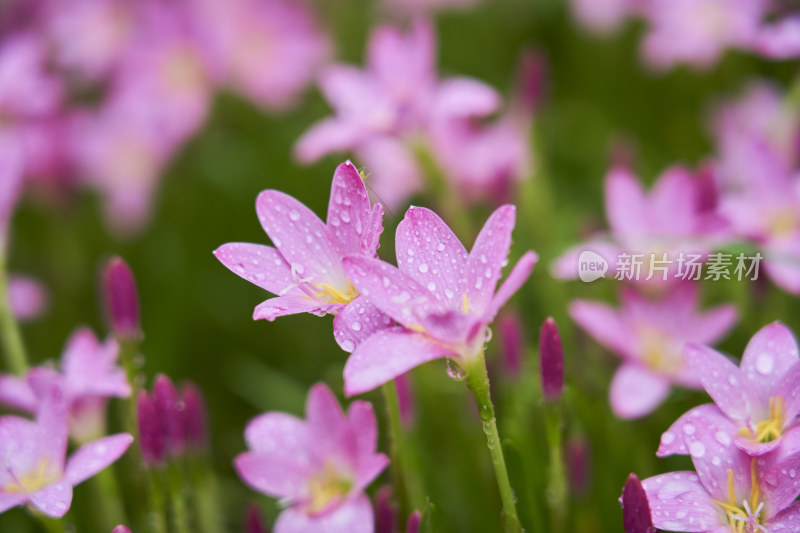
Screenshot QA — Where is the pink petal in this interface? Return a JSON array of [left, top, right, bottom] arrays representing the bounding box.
[[244, 413, 309, 454], [253, 295, 340, 322], [609, 364, 671, 419], [0, 133, 23, 233], [256, 190, 346, 287], [433, 77, 500, 119], [294, 118, 364, 163], [353, 453, 389, 494], [318, 65, 387, 119], [768, 499, 800, 530], [343, 329, 455, 396], [395, 206, 468, 309], [234, 451, 313, 501], [0, 416, 40, 487], [357, 139, 423, 210], [332, 296, 393, 353], [29, 481, 73, 518], [763, 240, 800, 294], [64, 433, 133, 486], [0, 374, 38, 412], [343, 256, 443, 330], [657, 404, 730, 458], [569, 300, 631, 359], [464, 205, 516, 314], [649, 166, 700, 236], [274, 494, 374, 533], [775, 360, 800, 424], [36, 385, 69, 474], [361, 204, 384, 257], [604, 167, 647, 239], [690, 304, 739, 346], [685, 343, 761, 421], [549, 240, 618, 280], [641, 472, 720, 532], [0, 492, 27, 514], [306, 383, 346, 442], [368, 21, 434, 95], [760, 425, 800, 513], [756, 17, 800, 59], [347, 400, 378, 458], [739, 322, 800, 401], [8, 275, 47, 321], [485, 251, 538, 322], [214, 243, 294, 295], [327, 161, 379, 257]]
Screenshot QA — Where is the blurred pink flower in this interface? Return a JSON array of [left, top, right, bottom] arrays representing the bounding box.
[[0, 32, 62, 120], [103, 256, 141, 340], [295, 20, 500, 209], [552, 166, 727, 281], [8, 274, 48, 322], [215, 162, 389, 345], [0, 135, 24, 247], [198, 0, 329, 110], [235, 383, 388, 533], [0, 386, 132, 517], [569, 284, 737, 419], [384, 0, 480, 14], [0, 327, 130, 442], [659, 322, 800, 457], [570, 0, 639, 34], [756, 16, 800, 59], [340, 205, 537, 396]]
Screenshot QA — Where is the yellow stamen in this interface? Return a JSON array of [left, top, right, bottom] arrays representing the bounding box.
[[306, 462, 353, 514], [713, 460, 764, 532], [313, 280, 360, 305], [738, 396, 784, 443], [461, 293, 470, 315], [2, 457, 59, 494]]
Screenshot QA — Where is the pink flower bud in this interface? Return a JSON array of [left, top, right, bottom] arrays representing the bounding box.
[[137, 391, 165, 467], [181, 382, 207, 451], [395, 374, 415, 428], [567, 436, 591, 496], [406, 511, 422, 533], [245, 502, 267, 533], [620, 473, 655, 533], [374, 485, 394, 533], [539, 317, 564, 402], [103, 257, 141, 341], [515, 49, 547, 114], [112, 526, 132, 533], [498, 311, 524, 377], [154, 374, 185, 457]]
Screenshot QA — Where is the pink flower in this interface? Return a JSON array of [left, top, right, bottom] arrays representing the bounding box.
[[569, 284, 737, 419], [659, 322, 800, 457], [198, 0, 329, 110], [571, 0, 639, 34], [234, 383, 388, 533], [340, 204, 537, 396], [0, 328, 130, 442], [552, 166, 726, 282], [0, 135, 24, 247], [295, 20, 500, 209], [214, 161, 388, 345], [8, 274, 48, 322], [643, 407, 800, 532], [0, 386, 133, 517], [0, 32, 62, 120], [640, 0, 766, 70], [756, 16, 800, 59]]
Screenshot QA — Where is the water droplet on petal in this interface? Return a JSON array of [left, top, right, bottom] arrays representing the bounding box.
[[289, 210, 300, 221], [756, 352, 774, 375]]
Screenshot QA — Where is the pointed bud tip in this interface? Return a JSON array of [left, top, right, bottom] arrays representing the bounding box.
[[112, 526, 132, 533], [181, 382, 208, 451], [245, 502, 267, 533], [137, 391, 165, 468], [539, 317, 564, 402], [406, 510, 422, 533], [621, 473, 655, 533], [103, 257, 141, 341]]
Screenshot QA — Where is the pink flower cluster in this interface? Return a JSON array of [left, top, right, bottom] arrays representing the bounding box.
[[636, 322, 800, 532], [2, 0, 329, 234], [571, 0, 800, 69]]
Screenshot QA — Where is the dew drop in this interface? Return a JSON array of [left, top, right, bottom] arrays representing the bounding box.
[[418, 263, 429, 274], [289, 210, 300, 221], [756, 352, 774, 375]]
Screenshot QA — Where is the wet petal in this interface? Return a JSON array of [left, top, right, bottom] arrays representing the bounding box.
[[657, 404, 730, 458], [767, 499, 800, 531], [641, 472, 720, 532], [740, 322, 800, 401], [395, 206, 468, 309], [685, 343, 760, 421], [0, 492, 27, 514], [214, 243, 293, 295], [760, 425, 800, 514], [610, 364, 671, 419], [29, 482, 73, 518], [485, 251, 538, 322], [253, 295, 340, 322], [775, 361, 800, 423], [333, 296, 393, 353], [464, 205, 516, 315], [65, 434, 133, 486], [327, 161, 378, 257], [343, 329, 455, 396]]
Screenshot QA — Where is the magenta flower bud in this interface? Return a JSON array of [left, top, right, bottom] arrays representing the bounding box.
[[112, 526, 132, 533], [374, 485, 394, 533], [515, 49, 547, 114], [137, 391, 165, 467], [406, 511, 422, 533], [395, 374, 415, 428], [539, 317, 564, 402], [154, 374, 185, 457], [103, 257, 141, 341], [566, 436, 591, 496], [498, 311, 524, 377], [181, 382, 208, 451], [620, 474, 655, 533], [245, 502, 267, 533]]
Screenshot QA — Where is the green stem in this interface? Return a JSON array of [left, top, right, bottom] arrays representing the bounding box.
[[0, 250, 28, 374], [382, 381, 412, 526], [466, 355, 523, 533], [543, 403, 567, 533], [169, 461, 191, 533], [189, 456, 226, 533], [146, 470, 169, 533], [34, 513, 64, 533], [88, 466, 127, 531]]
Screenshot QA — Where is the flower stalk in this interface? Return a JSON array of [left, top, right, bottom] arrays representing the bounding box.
[[0, 250, 27, 374], [466, 353, 522, 533], [382, 380, 413, 527]]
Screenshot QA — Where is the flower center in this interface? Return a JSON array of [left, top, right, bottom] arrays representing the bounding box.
[[638, 327, 683, 375], [461, 293, 470, 315], [714, 461, 768, 533], [313, 280, 360, 305], [738, 396, 784, 443], [2, 457, 60, 494], [306, 462, 353, 515]]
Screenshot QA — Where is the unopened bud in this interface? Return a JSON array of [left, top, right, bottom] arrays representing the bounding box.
[[181, 382, 208, 451], [620, 473, 655, 533], [103, 257, 141, 341], [406, 511, 422, 533], [539, 317, 564, 402], [137, 391, 165, 467], [374, 485, 394, 533], [154, 374, 185, 457]]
